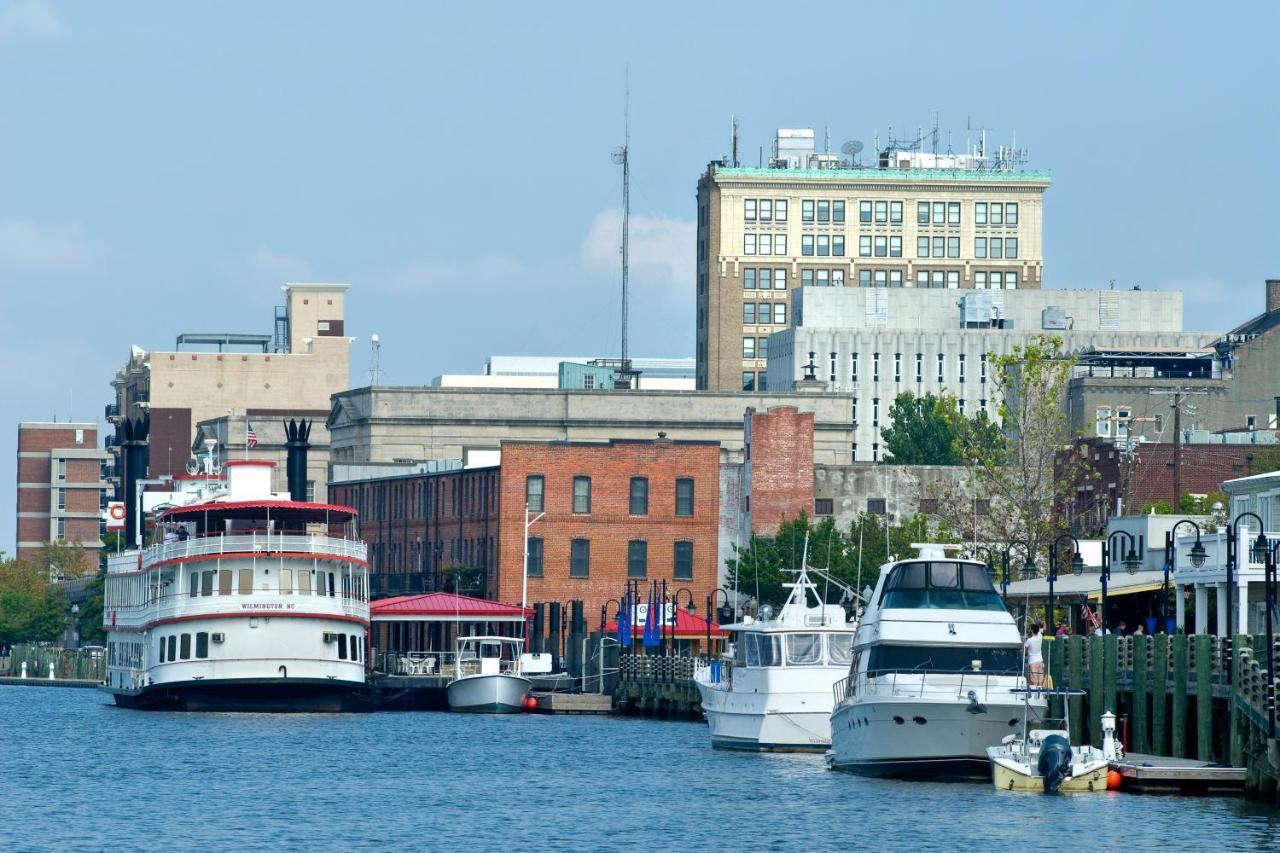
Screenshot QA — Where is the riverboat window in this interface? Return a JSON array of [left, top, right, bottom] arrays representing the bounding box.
[[351, 635, 361, 661], [180, 634, 191, 660], [218, 570, 232, 596], [866, 643, 1021, 675], [785, 633, 823, 666], [195, 632, 209, 659], [168, 636, 176, 661], [328, 572, 336, 597], [337, 634, 348, 660], [189, 572, 198, 598], [280, 568, 293, 594], [201, 571, 215, 597], [746, 633, 781, 667], [828, 634, 854, 665], [159, 637, 166, 663], [238, 569, 253, 594], [879, 561, 1005, 611], [298, 569, 312, 595]]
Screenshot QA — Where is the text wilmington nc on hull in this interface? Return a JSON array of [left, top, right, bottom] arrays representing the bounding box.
[[101, 449, 372, 713], [827, 544, 1045, 779]]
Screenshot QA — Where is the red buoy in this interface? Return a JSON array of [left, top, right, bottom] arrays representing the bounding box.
[[1106, 769, 1122, 790], [524, 696, 538, 712]]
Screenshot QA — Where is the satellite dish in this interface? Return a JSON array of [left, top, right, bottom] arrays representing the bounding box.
[[841, 140, 864, 157], [611, 146, 627, 165]]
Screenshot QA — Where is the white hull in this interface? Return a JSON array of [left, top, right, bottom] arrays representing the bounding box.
[[696, 679, 833, 751], [829, 696, 1044, 778], [447, 673, 532, 713]]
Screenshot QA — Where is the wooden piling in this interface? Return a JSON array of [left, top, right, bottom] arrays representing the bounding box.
[[1195, 634, 1213, 762], [1231, 634, 1246, 768], [1090, 634, 1105, 746], [1172, 634, 1188, 758], [1133, 634, 1149, 754], [1067, 635, 1084, 745], [1152, 634, 1169, 756], [1104, 635, 1118, 737]]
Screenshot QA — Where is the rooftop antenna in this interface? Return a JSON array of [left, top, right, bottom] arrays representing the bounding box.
[[824, 125, 830, 153], [610, 67, 631, 375], [731, 115, 739, 167], [369, 333, 382, 385], [841, 139, 864, 167]]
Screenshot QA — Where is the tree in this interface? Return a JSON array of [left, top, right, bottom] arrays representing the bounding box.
[[0, 556, 68, 646], [78, 571, 106, 645], [935, 335, 1092, 572], [35, 539, 92, 580], [882, 392, 1006, 466]]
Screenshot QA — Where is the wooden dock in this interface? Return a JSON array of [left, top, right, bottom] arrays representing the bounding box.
[[531, 692, 612, 714], [0, 676, 100, 689], [1113, 752, 1246, 795]]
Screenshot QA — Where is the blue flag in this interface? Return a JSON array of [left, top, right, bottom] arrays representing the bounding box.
[[615, 588, 629, 647], [644, 585, 658, 648]]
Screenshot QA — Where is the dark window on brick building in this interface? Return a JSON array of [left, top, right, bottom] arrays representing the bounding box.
[[570, 539, 590, 577], [676, 478, 695, 517], [867, 498, 887, 515], [572, 477, 592, 514], [525, 475, 544, 512], [627, 540, 648, 578], [674, 541, 694, 580], [814, 498, 833, 516], [527, 537, 543, 577], [629, 477, 649, 515]]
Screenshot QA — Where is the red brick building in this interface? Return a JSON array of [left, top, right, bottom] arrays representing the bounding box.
[[16, 422, 109, 573], [329, 437, 721, 617], [744, 406, 815, 534]]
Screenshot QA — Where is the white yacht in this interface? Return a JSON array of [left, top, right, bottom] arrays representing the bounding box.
[[827, 544, 1044, 778], [101, 451, 371, 712], [446, 636, 532, 713], [694, 566, 856, 751]]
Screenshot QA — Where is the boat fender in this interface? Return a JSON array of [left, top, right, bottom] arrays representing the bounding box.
[[1036, 734, 1073, 795], [965, 690, 987, 715]]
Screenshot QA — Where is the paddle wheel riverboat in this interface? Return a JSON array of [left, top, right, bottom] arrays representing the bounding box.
[[101, 455, 371, 712]]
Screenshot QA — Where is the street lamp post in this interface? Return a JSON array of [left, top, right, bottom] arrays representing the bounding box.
[[999, 542, 1034, 600], [672, 587, 696, 658], [1048, 534, 1084, 636], [1264, 541, 1279, 738], [706, 588, 732, 662], [1090, 531, 1143, 633], [1163, 520, 1207, 628], [1226, 512, 1266, 639]]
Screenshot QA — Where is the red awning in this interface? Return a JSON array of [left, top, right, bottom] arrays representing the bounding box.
[[371, 591, 532, 621], [157, 499, 358, 522], [606, 608, 726, 638]]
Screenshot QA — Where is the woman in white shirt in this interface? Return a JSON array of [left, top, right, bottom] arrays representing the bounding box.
[[1024, 622, 1045, 686]]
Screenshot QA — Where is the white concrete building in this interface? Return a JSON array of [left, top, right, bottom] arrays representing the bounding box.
[[767, 287, 1219, 461], [432, 355, 695, 391]]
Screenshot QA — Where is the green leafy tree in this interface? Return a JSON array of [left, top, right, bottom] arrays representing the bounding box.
[[882, 393, 961, 465], [78, 571, 106, 645], [36, 539, 91, 580], [0, 557, 68, 645]]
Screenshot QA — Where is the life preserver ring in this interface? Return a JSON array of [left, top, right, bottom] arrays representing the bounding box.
[[108, 504, 126, 522]]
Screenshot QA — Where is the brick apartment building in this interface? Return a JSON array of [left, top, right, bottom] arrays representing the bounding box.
[[330, 438, 721, 616], [16, 422, 109, 573]]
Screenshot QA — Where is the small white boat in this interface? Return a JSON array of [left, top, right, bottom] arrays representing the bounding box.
[[694, 561, 857, 751], [446, 636, 531, 713], [988, 706, 1117, 794]]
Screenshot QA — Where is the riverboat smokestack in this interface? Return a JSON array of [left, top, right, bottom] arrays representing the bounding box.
[[121, 416, 150, 547], [284, 418, 312, 502]]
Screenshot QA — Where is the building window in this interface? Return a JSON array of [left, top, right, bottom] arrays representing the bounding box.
[[916, 270, 929, 288], [872, 397, 880, 427], [776, 199, 788, 222], [630, 477, 649, 515], [919, 499, 939, 515], [990, 237, 1003, 259], [990, 203, 1004, 226], [744, 268, 756, 290], [744, 199, 756, 222], [743, 372, 755, 391], [627, 540, 648, 578], [759, 268, 773, 290], [890, 201, 903, 224], [852, 397, 858, 423], [758, 337, 768, 360], [572, 476, 591, 513], [180, 634, 191, 660], [859, 235, 871, 257], [743, 337, 756, 359], [832, 269, 845, 287], [980, 354, 988, 384], [958, 398, 966, 416], [975, 202, 988, 225], [773, 269, 786, 289], [871, 443, 880, 462], [832, 235, 845, 257], [872, 352, 880, 382], [775, 234, 787, 255], [833, 200, 845, 223], [980, 398, 988, 415], [1096, 406, 1112, 437], [830, 352, 837, 383], [948, 202, 961, 225], [890, 236, 902, 257], [802, 235, 814, 256], [916, 201, 929, 224], [932, 202, 945, 224], [915, 353, 923, 383], [894, 353, 902, 383], [958, 353, 966, 383], [815, 498, 834, 516], [873, 236, 886, 257], [874, 200, 887, 223], [675, 478, 695, 517], [851, 352, 859, 383], [868, 498, 887, 515], [759, 199, 772, 222], [802, 199, 815, 222], [743, 303, 756, 324], [744, 234, 756, 255], [937, 353, 945, 383], [55, 489, 66, 510], [526, 537, 545, 576], [1005, 203, 1018, 225], [947, 237, 960, 259], [817, 234, 830, 256], [947, 271, 959, 289], [55, 459, 66, 481], [851, 442, 857, 461], [917, 236, 930, 258], [773, 303, 786, 325], [525, 475, 544, 512], [1006, 237, 1018, 259], [674, 541, 694, 580], [759, 234, 772, 255], [817, 200, 830, 223], [195, 632, 209, 659], [570, 539, 590, 577], [859, 200, 872, 223], [859, 269, 872, 288], [56, 518, 65, 539]]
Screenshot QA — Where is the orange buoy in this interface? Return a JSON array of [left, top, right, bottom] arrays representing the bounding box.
[[1106, 769, 1122, 790], [523, 696, 538, 712]]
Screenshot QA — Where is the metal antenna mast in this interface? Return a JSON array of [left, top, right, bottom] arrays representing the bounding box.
[[1150, 388, 1210, 507], [611, 69, 631, 375]]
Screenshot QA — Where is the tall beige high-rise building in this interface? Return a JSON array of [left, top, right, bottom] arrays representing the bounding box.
[[696, 128, 1051, 391]]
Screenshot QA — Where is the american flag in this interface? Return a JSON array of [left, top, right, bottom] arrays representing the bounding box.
[[245, 420, 258, 449]]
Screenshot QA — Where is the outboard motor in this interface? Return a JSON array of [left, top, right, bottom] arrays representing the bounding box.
[[1037, 734, 1073, 794]]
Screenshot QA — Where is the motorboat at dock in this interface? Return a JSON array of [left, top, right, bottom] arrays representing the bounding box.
[[446, 635, 533, 713]]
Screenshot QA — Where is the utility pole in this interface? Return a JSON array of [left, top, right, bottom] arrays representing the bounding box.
[[1150, 389, 1209, 510]]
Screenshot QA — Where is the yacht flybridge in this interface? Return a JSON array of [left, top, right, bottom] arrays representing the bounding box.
[[827, 544, 1044, 778], [694, 563, 856, 751], [101, 450, 371, 712]]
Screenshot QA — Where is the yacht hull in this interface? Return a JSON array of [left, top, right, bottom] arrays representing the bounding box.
[[989, 756, 1109, 793], [695, 679, 835, 751], [828, 698, 1043, 779], [446, 673, 532, 713], [101, 677, 370, 713]]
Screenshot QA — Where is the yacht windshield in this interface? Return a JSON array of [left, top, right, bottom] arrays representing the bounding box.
[[784, 634, 823, 666], [879, 561, 1005, 611], [746, 634, 782, 667], [827, 634, 854, 665], [867, 644, 1022, 675]]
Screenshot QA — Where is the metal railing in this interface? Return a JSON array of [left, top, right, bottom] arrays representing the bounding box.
[[143, 533, 367, 567], [833, 668, 1024, 706]]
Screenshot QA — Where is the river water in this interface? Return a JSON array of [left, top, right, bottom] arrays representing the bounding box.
[[2, 687, 1278, 852]]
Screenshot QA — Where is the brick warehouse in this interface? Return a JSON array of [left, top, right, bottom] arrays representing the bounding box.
[[330, 438, 721, 617]]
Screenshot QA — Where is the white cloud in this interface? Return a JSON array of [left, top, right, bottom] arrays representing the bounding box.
[[0, 219, 101, 275], [579, 208, 694, 294], [0, 1, 65, 41]]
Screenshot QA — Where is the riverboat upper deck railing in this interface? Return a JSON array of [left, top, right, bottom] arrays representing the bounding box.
[[108, 532, 368, 573]]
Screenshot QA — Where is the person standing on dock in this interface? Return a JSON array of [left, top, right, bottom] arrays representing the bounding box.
[[1024, 622, 1045, 686]]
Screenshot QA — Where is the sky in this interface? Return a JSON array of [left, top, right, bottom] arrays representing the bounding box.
[[2, 1, 1277, 554]]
